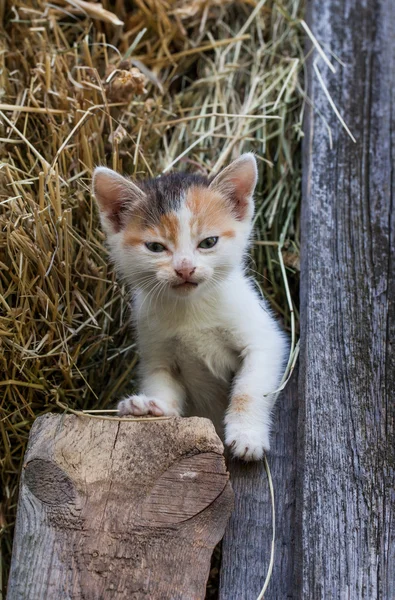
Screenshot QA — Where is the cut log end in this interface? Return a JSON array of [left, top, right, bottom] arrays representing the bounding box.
[[7, 414, 234, 600]]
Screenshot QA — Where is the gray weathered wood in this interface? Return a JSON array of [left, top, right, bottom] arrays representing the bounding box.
[[298, 0, 395, 598], [7, 415, 233, 600], [219, 370, 299, 599]]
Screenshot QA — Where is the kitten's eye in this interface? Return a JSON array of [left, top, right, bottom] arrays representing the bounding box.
[[198, 236, 218, 249], [145, 242, 166, 253]]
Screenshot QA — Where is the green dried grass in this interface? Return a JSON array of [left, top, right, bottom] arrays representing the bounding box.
[[0, 0, 303, 592]]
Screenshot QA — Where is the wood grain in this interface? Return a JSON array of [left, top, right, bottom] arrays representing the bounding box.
[[219, 370, 299, 599], [298, 0, 395, 597], [7, 415, 233, 600]]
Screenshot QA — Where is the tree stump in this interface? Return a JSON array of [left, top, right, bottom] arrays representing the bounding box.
[[7, 414, 233, 600]]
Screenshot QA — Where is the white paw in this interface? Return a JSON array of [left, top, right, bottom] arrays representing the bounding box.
[[118, 395, 179, 417], [224, 421, 270, 461]]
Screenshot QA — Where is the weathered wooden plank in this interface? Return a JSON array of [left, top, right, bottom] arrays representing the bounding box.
[[219, 370, 299, 599], [7, 415, 233, 600], [298, 0, 395, 598]]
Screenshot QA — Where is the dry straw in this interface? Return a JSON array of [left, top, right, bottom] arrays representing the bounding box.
[[0, 0, 303, 593]]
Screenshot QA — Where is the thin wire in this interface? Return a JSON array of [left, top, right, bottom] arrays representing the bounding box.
[[253, 194, 297, 600], [56, 399, 171, 422], [256, 454, 276, 600]]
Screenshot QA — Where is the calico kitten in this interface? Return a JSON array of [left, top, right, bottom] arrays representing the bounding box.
[[93, 154, 287, 460]]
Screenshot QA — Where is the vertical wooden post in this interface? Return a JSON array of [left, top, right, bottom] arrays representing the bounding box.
[[298, 0, 395, 597], [219, 371, 299, 599], [7, 415, 233, 600]]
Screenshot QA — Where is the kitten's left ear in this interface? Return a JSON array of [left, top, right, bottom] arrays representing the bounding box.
[[209, 153, 258, 221], [92, 166, 146, 234]]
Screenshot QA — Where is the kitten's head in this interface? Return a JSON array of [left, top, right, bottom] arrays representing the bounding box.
[[92, 153, 257, 299]]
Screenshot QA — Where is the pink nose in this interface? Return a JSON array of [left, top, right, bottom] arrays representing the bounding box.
[[175, 266, 196, 280]]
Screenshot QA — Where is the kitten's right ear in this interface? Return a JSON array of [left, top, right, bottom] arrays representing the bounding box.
[[92, 167, 146, 233], [209, 153, 257, 221]]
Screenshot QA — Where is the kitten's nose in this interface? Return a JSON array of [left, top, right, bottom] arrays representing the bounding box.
[[175, 266, 196, 280]]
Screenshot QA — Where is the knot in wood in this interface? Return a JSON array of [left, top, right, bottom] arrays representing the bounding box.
[[24, 458, 76, 505]]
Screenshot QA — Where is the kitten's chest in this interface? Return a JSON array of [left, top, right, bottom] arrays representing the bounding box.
[[171, 326, 240, 380]]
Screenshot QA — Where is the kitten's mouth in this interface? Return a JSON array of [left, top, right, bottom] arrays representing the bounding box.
[[172, 281, 199, 291]]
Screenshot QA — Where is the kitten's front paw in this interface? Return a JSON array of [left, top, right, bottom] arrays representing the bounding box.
[[118, 394, 179, 417], [224, 421, 270, 461]]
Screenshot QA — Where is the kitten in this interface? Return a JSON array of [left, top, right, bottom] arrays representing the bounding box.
[[92, 153, 288, 460]]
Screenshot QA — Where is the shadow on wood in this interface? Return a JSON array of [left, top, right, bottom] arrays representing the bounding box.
[[7, 415, 233, 600]]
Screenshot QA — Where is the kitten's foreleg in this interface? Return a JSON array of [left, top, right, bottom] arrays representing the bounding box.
[[224, 350, 280, 461], [118, 367, 185, 417]]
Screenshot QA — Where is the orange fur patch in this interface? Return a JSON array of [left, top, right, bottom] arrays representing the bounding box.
[[123, 234, 143, 246], [123, 212, 180, 247], [186, 186, 235, 237], [123, 213, 145, 246], [158, 213, 179, 245], [123, 187, 234, 248], [123, 214, 144, 246], [231, 394, 251, 413]]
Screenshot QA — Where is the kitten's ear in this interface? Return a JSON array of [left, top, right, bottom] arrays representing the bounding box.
[[209, 153, 258, 220], [92, 167, 146, 233]]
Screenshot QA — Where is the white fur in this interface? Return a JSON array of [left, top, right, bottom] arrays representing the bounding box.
[[93, 154, 288, 461]]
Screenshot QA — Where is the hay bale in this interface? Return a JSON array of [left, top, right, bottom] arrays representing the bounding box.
[[0, 0, 302, 591]]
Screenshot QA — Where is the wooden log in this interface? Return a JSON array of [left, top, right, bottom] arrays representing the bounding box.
[[298, 0, 395, 597], [7, 415, 233, 600], [219, 370, 299, 599]]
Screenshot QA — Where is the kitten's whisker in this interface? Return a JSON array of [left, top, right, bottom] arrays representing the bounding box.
[[139, 280, 163, 314], [132, 279, 157, 294], [147, 279, 167, 315]]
